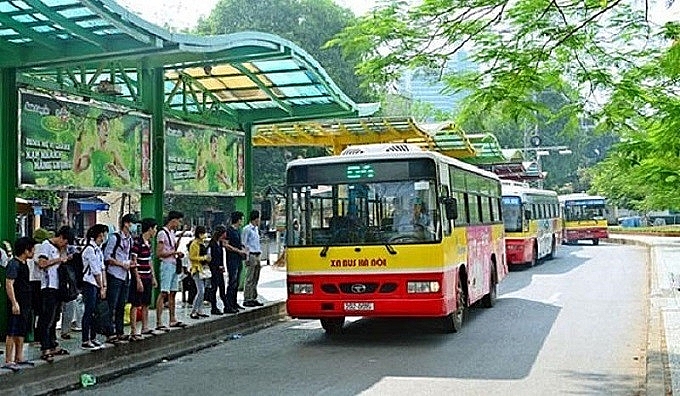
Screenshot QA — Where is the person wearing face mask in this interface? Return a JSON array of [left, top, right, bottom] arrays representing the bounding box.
[[103, 214, 135, 344]]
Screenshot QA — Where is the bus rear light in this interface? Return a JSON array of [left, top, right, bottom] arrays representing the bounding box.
[[289, 283, 313, 294], [407, 281, 440, 293]]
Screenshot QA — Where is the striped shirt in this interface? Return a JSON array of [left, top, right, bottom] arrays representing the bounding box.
[[130, 236, 153, 280]]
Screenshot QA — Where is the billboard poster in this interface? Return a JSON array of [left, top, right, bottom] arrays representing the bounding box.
[[164, 120, 245, 195], [19, 91, 151, 192]]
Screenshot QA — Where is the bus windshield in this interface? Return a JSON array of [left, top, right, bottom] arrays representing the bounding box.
[[501, 196, 523, 232], [564, 201, 606, 221], [287, 179, 439, 246]]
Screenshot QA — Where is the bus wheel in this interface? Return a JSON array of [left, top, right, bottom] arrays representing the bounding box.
[[320, 318, 345, 334], [528, 244, 538, 268], [593, 239, 600, 246], [444, 276, 467, 333], [481, 265, 497, 308], [547, 237, 556, 260]]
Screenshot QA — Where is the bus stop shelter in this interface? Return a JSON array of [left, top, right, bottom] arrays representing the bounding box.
[[0, 0, 376, 334]]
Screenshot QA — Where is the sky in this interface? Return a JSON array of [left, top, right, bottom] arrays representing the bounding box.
[[115, 0, 376, 30]]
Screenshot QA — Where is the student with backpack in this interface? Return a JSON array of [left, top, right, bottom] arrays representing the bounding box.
[[80, 224, 109, 350], [104, 214, 135, 344], [36, 226, 75, 362]]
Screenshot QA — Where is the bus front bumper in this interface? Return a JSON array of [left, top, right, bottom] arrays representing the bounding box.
[[287, 297, 451, 319]]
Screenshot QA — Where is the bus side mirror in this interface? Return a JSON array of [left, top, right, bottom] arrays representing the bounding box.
[[444, 198, 458, 221], [525, 210, 532, 220]]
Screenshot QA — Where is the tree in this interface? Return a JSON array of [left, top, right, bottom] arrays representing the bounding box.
[[328, 0, 680, 208]]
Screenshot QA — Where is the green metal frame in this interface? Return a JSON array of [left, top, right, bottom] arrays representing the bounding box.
[[0, 0, 377, 335]]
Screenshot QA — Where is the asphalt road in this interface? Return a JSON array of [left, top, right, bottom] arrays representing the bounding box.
[[72, 243, 647, 396]]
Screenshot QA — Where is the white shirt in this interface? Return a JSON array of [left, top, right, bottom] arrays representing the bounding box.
[[36, 240, 63, 289], [241, 223, 261, 254], [82, 241, 105, 287], [157, 227, 177, 265]]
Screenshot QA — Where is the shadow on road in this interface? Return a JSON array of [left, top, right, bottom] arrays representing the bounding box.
[[501, 244, 592, 294], [298, 297, 560, 385]]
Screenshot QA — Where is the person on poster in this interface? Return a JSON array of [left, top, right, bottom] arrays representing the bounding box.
[[196, 134, 232, 192], [73, 114, 130, 188]]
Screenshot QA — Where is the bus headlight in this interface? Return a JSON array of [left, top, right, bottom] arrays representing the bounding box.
[[289, 283, 313, 294], [407, 281, 440, 293]]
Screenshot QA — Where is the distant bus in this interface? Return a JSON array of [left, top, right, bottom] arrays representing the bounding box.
[[501, 181, 561, 267], [285, 143, 507, 334], [558, 193, 609, 245]]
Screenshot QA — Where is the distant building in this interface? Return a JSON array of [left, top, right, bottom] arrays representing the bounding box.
[[397, 51, 476, 120]]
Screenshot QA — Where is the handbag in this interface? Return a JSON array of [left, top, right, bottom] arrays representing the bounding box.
[[199, 264, 212, 280]]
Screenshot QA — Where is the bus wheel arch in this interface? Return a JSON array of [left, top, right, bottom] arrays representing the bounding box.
[[444, 267, 468, 333]]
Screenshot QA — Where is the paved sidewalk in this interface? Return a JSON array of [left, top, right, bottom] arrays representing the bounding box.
[[1, 262, 287, 395], [606, 234, 680, 395]]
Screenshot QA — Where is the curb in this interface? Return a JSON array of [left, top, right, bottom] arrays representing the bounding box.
[[5, 302, 287, 396], [603, 237, 669, 395]]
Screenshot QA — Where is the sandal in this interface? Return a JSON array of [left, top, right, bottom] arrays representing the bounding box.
[[40, 354, 54, 363], [190, 313, 200, 319], [1, 363, 21, 372], [53, 348, 69, 356], [141, 329, 154, 335], [198, 313, 210, 318], [155, 325, 170, 332], [16, 360, 35, 367], [118, 335, 130, 342], [129, 334, 142, 341], [169, 321, 187, 328]]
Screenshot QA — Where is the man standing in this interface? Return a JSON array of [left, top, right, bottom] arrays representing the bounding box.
[[104, 214, 135, 343], [155, 211, 186, 329], [225, 211, 247, 313], [36, 226, 74, 362], [4, 237, 37, 371], [242, 210, 264, 307]]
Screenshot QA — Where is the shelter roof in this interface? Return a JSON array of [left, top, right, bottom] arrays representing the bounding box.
[[7, 0, 375, 125]]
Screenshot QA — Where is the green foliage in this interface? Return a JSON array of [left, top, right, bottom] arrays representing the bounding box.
[[330, 0, 679, 209], [17, 189, 60, 209]]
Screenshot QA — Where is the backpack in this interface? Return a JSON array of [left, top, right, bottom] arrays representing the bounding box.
[[69, 246, 90, 289], [102, 232, 123, 264], [58, 261, 79, 302]]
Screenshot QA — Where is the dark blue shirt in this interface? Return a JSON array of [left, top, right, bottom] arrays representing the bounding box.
[[6, 257, 31, 300], [226, 225, 244, 262]]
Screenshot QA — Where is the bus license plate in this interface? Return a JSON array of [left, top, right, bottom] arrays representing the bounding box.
[[344, 302, 374, 311]]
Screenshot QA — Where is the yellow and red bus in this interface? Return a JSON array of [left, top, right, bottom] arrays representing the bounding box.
[[501, 181, 561, 267], [558, 193, 609, 245], [285, 143, 506, 334]]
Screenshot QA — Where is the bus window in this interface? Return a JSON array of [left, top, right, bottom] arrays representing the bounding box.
[[288, 180, 439, 246], [501, 196, 522, 232]]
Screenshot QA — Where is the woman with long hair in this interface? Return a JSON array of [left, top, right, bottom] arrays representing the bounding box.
[[188, 226, 211, 319], [80, 224, 109, 350], [205, 226, 228, 315]]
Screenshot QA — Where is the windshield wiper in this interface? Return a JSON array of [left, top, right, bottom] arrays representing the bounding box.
[[384, 242, 397, 255], [320, 245, 330, 257], [383, 238, 397, 255]]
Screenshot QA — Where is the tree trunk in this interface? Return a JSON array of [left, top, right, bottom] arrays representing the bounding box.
[[58, 191, 69, 226]]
